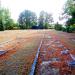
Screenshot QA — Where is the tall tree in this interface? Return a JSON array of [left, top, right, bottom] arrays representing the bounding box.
[[18, 10, 37, 29], [63, 0, 75, 32], [0, 8, 5, 31], [64, 0, 75, 17], [0, 8, 18, 30], [38, 11, 53, 29], [0, 8, 14, 30], [38, 11, 45, 29]]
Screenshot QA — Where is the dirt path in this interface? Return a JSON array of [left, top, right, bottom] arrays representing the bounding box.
[[0, 30, 45, 75], [50, 30, 75, 50], [35, 30, 75, 75], [0, 30, 75, 75]]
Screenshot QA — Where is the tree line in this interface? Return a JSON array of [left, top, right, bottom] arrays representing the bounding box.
[[0, 0, 75, 32], [55, 0, 75, 33], [0, 8, 19, 31], [0, 8, 53, 31]]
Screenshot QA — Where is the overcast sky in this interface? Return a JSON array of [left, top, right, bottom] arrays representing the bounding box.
[[1, 0, 67, 23]]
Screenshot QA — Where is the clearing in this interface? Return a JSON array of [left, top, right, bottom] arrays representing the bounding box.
[[0, 30, 75, 75]]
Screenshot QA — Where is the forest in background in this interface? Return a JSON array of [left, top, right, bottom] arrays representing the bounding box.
[[0, 0, 75, 33]]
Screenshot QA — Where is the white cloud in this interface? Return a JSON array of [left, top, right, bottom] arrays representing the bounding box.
[[1, 0, 66, 22]]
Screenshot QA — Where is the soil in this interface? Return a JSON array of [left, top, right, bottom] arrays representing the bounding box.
[[0, 29, 75, 75], [0, 30, 45, 75], [35, 29, 75, 75]]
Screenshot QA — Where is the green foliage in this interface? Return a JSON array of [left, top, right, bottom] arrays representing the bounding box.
[[19, 24, 26, 29], [64, 0, 75, 22], [12, 23, 20, 30], [61, 25, 75, 33], [62, 27, 67, 32], [38, 11, 44, 29], [63, 0, 75, 33], [0, 8, 19, 30], [0, 8, 5, 31], [72, 24, 75, 31], [54, 22, 62, 31], [5, 19, 13, 30], [66, 25, 72, 32], [18, 10, 37, 29], [38, 11, 53, 29], [49, 24, 54, 29], [0, 21, 5, 31], [66, 18, 75, 26], [44, 22, 49, 29], [62, 24, 75, 33], [64, 0, 75, 16]]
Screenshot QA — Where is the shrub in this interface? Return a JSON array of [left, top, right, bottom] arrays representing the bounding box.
[[44, 23, 49, 29], [66, 25, 74, 33], [62, 27, 66, 32], [54, 23, 62, 31], [0, 21, 5, 31]]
